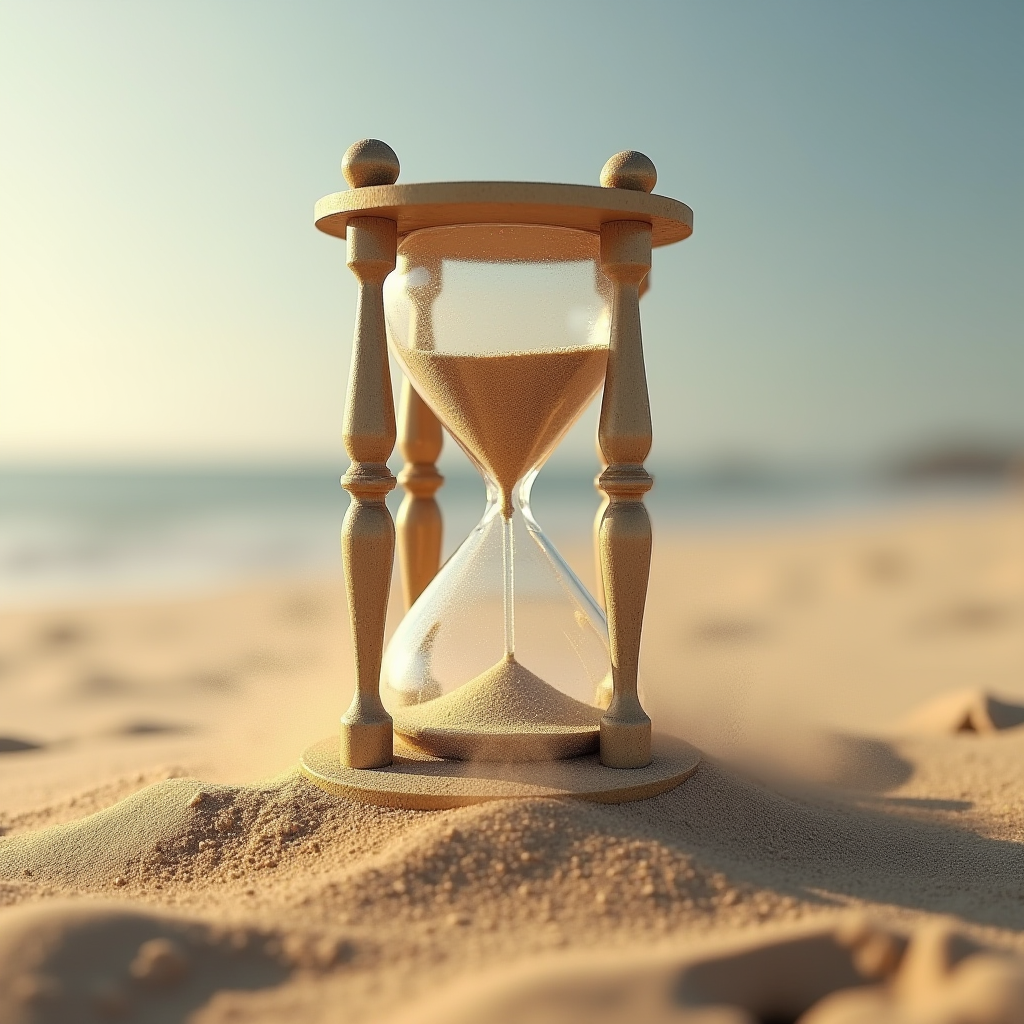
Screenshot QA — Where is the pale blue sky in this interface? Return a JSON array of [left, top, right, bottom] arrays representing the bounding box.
[[1, 0, 1021, 468]]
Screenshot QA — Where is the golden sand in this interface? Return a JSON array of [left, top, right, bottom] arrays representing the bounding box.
[[1, 499, 1024, 1021], [400, 919, 1024, 1024], [398, 346, 607, 517], [899, 688, 1024, 735], [392, 655, 602, 762]]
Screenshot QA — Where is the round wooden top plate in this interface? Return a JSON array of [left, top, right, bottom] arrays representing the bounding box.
[[314, 181, 693, 247], [299, 733, 701, 810]]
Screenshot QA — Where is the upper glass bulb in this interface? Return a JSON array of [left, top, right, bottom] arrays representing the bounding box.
[[384, 224, 611, 517]]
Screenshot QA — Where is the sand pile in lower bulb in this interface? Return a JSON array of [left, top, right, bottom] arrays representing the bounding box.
[[392, 656, 603, 761]]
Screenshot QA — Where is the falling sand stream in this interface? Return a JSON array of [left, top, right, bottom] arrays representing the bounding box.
[[394, 345, 607, 759]]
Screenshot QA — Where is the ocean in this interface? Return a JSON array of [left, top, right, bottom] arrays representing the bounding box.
[[0, 464, 1006, 607]]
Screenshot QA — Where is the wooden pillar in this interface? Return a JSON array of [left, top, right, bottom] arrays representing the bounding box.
[[593, 273, 648, 607], [396, 378, 444, 609], [593, 444, 609, 607], [595, 149, 659, 769], [337, 140, 401, 769]]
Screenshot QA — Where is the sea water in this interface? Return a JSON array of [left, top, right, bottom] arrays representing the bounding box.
[[0, 464, 1005, 607]]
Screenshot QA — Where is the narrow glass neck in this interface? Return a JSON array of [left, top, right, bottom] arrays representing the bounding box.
[[482, 469, 540, 525]]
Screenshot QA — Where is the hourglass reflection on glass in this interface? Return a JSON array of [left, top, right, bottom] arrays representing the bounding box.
[[381, 225, 613, 762]]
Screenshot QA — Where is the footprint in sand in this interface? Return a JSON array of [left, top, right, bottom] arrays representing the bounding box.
[[0, 736, 43, 754], [690, 617, 770, 647], [399, 919, 1024, 1024], [110, 721, 192, 738], [803, 921, 1024, 1023], [38, 620, 90, 650], [862, 548, 912, 585], [913, 600, 1014, 635], [900, 689, 1024, 735], [0, 901, 292, 1021], [76, 670, 138, 697]]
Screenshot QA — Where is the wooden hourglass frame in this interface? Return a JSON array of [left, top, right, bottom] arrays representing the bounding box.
[[300, 140, 700, 808]]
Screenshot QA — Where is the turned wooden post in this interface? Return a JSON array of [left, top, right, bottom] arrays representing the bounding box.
[[596, 151, 657, 769], [593, 442, 609, 607], [593, 273, 649, 607], [338, 140, 401, 769], [396, 379, 444, 609]]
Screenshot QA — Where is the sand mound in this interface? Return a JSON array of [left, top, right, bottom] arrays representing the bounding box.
[[3, 746, 1024, 1019], [6, 751, 1024, 934], [900, 690, 1024, 736], [804, 921, 1024, 1024], [0, 900, 295, 1023], [0, 768, 191, 839], [0, 771, 418, 893], [390, 920, 882, 1024], [292, 792, 742, 938], [396, 918, 1024, 1024]]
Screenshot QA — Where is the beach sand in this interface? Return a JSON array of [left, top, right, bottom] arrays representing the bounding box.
[[1, 495, 1023, 1021]]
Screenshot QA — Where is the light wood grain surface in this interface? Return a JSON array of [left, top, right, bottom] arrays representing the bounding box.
[[302, 733, 699, 810], [338, 216, 399, 769], [315, 181, 692, 246], [596, 220, 656, 769]]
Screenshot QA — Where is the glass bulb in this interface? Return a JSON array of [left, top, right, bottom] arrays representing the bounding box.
[[382, 224, 613, 762]]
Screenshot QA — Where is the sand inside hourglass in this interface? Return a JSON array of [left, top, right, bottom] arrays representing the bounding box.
[[392, 344, 608, 761], [399, 345, 607, 518]]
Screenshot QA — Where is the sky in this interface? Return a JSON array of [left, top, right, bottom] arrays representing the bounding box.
[[1, 0, 1021, 470]]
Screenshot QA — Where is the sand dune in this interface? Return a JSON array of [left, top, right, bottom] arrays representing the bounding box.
[[399, 919, 1024, 1023], [900, 689, 1024, 735], [1, 497, 1023, 1020]]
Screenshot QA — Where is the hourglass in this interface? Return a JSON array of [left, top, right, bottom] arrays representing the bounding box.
[[301, 141, 699, 808]]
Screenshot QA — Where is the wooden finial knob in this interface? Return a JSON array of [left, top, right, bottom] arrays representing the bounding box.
[[600, 151, 657, 193], [342, 139, 400, 189]]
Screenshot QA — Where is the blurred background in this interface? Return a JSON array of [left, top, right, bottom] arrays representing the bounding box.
[[0, 0, 1022, 806], [1, 0, 1021, 606]]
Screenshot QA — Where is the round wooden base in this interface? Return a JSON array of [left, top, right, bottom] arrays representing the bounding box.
[[299, 734, 700, 810]]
